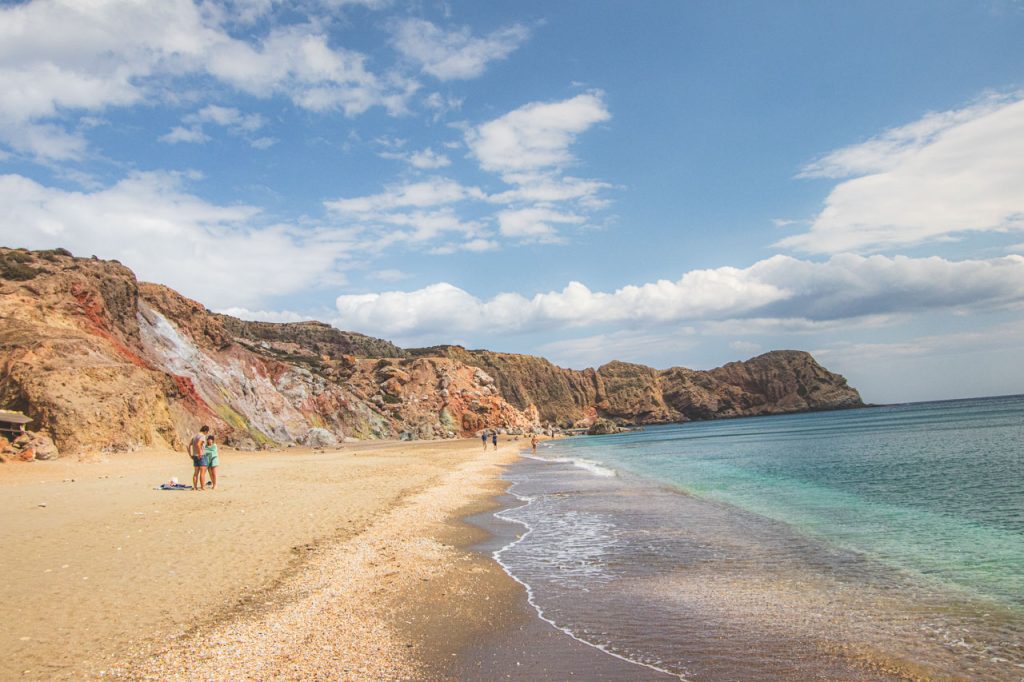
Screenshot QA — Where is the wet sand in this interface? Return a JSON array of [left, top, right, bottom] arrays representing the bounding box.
[[0, 439, 527, 680]]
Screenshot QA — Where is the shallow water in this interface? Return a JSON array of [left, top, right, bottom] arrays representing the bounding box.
[[496, 396, 1024, 680]]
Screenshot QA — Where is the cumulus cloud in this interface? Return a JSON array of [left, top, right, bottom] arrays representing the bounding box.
[[782, 94, 1024, 253], [334, 253, 1024, 339], [466, 92, 610, 175], [0, 172, 353, 308], [390, 18, 529, 80], [0, 0, 415, 159]]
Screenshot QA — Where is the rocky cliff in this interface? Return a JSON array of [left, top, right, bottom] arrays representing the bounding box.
[[0, 248, 863, 457], [0, 249, 535, 455], [411, 348, 863, 427]]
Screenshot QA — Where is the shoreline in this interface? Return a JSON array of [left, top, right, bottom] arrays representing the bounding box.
[[449, 490, 678, 681], [0, 438, 531, 680]]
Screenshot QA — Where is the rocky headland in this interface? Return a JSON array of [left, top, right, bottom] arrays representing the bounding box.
[[0, 248, 863, 457]]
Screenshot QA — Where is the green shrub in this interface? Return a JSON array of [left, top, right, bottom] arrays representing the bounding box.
[[0, 256, 38, 281], [38, 248, 73, 261]]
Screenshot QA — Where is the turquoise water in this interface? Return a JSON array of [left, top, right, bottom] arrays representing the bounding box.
[[501, 395, 1024, 679], [548, 395, 1024, 609]]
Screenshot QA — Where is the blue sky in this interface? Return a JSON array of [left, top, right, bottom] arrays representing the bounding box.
[[3, 0, 1024, 403]]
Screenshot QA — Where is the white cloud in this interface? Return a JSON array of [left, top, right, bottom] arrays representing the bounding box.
[[701, 315, 897, 337], [325, 94, 615, 252], [248, 136, 277, 149], [196, 105, 265, 131], [205, 25, 418, 116], [161, 125, 211, 144], [325, 179, 500, 253], [0, 0, 416, 159], [783, 94, 1024, 253], [729, 340, 761, 355], [326, 177, 482, 213], [408, 148, 451, 169], [497, 207, 583, 242], [423, 91, 463, 121], [466, 92, 610, 174], [488, 173, 612, 208], [161, 104, 268, 146], [370, 269, 411, 282], [363, 208, 485, 244], [538, 328, 697, 371], [811, 318, 1024, 402], [379, 146, 451, 169], [334, 253, 1024, 338], [217, 307, 309, 323], [817, 319, 1024, 364], [429, 237, 499, 255], [390, 18, 529, 81], [0, 172, 353, 308]]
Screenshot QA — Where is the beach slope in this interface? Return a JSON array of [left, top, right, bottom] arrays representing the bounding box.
[[0, 439, 518, 680]]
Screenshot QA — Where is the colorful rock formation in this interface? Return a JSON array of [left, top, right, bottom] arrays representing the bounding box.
[[0, 248, 864, 455]]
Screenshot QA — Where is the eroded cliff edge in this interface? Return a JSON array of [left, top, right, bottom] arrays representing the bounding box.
[[0, 249, 863, 455]]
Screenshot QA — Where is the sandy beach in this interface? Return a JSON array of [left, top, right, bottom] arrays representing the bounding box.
[[0, 438, 535, 680]]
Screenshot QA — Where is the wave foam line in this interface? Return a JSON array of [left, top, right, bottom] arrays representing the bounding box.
[[492, 484, 687, 681], [520, 451, 617, 477]]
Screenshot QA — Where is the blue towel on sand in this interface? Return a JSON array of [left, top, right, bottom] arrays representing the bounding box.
[[158, 483, 193, 490]]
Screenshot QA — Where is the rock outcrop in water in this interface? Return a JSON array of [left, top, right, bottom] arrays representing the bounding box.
[[0, 248, 863, 455]]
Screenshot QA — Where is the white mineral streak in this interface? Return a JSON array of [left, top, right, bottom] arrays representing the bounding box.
[[137, 304, 316, 442]]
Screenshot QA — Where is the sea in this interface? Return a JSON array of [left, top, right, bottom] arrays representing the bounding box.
[[494, 395, 1024, 680]]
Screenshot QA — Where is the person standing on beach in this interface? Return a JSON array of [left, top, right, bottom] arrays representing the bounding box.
[[204, 434, 219, 490], [492, 431, 498, 450], [189, 425, 210, 490], [481, 431, 488, 450], [531, 434, 538, 453]]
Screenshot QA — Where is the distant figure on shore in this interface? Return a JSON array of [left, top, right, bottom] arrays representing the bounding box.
[[492, 431, 498, 450], [205, 434, 219, 490], [481, 431, 488, 450], [531, 434, 538, 453], [189, 425, 210, 490]]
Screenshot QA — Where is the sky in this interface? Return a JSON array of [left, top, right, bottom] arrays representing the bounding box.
[[2, 0, 1024, 404]]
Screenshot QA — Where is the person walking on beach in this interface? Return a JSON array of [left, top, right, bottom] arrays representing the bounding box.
[[204, 434, 220, 490], [481, 431, 488, 450], [531, 434, 538, 453], [189, 425, 210, 490], [492, 431, 498, 450]]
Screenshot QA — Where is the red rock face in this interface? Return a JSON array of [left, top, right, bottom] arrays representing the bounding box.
[[0, 248, 862, 455], [0, 249, 540, 454]]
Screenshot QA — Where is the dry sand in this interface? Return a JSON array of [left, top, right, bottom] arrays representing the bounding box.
[[0, 438, 527, 680]]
